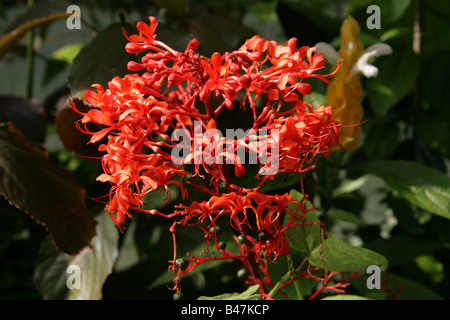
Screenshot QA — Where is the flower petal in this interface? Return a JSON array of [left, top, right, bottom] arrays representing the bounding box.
[[351, 43, 393, 78]]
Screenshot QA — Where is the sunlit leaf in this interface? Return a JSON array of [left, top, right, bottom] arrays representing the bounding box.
[[34, 237, 71, 300], [67, 211, 119, 300], [309, 236, 388, 272], [197, 284, 260, 300], [354, 160, 450, 220], [322, 294, 370, 300], [35, 212, 119, 300]]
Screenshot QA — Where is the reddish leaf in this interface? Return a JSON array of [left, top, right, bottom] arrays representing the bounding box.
[[0, 123, 96, 254], [55, 98, 105, 158], [0, 95, 47, 144]]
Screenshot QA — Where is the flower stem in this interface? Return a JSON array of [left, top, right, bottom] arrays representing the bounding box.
[[26, 0, 35, 99], [293, 277, 304, 300], [268, 254, 309, 299]]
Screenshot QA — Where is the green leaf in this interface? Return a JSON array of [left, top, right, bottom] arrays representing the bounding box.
[[373, 0, 412, 23], [415, 254, 445, 284], [353, 160, 450, 220], [44, 43, 85, 85], [366, 49, 420, 117], [285, 190, 322, 253], [354, 271, 444, 300], [268, 252, 316, 300], [380, 27, 413, 42], [197, 284, 260, 300], [327, 208, 367, 226], [34, 212, 119, 300], [309, 236, 388, 272], [322, 294, 370, 300], [0, 123, 96, 254], [68, 23, 135, 93], [34, 238, 71, 300], [67, 211, 119, 300], [394, 276, 444, 300]]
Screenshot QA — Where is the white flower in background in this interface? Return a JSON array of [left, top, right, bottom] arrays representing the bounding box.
[[315, 40, 392, 79]]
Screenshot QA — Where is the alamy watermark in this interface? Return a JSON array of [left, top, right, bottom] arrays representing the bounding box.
[[66, 264, 81, 289], [366, 265, 382, 289], [170, 122, 280, 175], [366, 5, 381, 30], [66, 5, 81, 30]]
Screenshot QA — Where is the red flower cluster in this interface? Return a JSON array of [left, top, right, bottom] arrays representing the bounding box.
[[73, 16, 343, 298]]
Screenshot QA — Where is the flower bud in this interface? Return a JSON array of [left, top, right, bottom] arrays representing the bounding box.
[[239, 74, 252, 88], [175, 258, 189, 271], [234, 164, 245, 177]]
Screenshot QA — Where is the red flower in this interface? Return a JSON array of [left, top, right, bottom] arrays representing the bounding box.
[[174, 191, 312, 261], [274, 101, 341, 173], [73, 15, 347, 297], [123, 16, 159, 54]]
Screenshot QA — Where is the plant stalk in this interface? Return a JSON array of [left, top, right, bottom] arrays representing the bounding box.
[[26, 0, 35, 99]]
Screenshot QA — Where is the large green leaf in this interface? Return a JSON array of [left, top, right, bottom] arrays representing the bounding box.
[[0, 123, 96, 254], [308, 236, 388, 272], [34, 211, 119, 300], [286, 189, 387, 272], [34, 238, 72, 300], [198, 284, 260, 300], [67, 211, 119, 300], [354, 160, 450, 220], [322, 294, 370, 300]]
